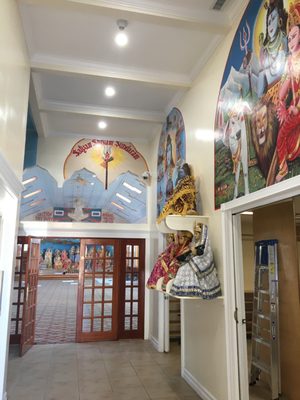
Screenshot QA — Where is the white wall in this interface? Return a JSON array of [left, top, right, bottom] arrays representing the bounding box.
[[0, 0, 30, 180], [171, 11, 246, 400], [0, 2, 30, 399]]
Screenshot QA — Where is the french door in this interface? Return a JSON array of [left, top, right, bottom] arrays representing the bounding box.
[[20, 238, 41, 356], [119, 239, 145, 339], [76, 239, 120, 341], [76, 238, 145, 342]]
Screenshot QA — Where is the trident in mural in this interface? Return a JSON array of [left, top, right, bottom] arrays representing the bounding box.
[[101, 145, 114, 190], [239, 20, 250, 54], [239, 20, 253, 98]]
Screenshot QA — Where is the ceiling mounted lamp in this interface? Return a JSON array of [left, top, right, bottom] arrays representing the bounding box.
[[98, 120, 107, 129], [115, 19, 128, 47]]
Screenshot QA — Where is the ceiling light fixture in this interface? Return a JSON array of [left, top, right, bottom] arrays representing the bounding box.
[[116, 193, 131, 203], [115, 19, 128, 47], [98, 120, 107, 129], [111, 201, 124, 210], [22, 176, 37, 185], [123, 182, 142, 194], [105, 86, 116, 97], [23, 189, 42, 199]]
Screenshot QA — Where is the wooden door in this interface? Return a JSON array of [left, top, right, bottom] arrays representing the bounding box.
[[76, 239, 120, 342], [119, 239, 145, 339], [20, 238, 40, 356], [10, 237, 28, 345]]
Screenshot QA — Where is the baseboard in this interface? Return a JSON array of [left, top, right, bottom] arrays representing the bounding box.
[[150, 335, 160, 352], [182, 368, 217, 400]]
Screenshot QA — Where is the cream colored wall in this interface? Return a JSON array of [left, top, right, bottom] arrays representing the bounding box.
[[0, 2, 29, 400], [0, 0, 30, 179], [37, 136, 153, 187], [173, 12, 247, 399]]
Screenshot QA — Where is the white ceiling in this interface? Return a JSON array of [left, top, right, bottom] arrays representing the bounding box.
[[18, 0, 245, 143]]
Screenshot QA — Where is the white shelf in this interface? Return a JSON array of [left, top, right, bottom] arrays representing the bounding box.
[[165, 214, 209, 233], [168, 292, 224, 301], [156, 219, 177, 234]]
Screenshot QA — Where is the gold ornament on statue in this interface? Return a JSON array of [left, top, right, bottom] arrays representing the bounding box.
[[157, 173, 197, 223]]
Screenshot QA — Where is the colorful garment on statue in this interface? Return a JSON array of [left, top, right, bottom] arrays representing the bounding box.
[[169, 227, 222, 299], [146, 241, 178, 289], [160, 245, 191, 291]]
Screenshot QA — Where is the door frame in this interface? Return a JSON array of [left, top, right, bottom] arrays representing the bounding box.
[[221, 175, 300, 400], [0, 152, 23, 400]]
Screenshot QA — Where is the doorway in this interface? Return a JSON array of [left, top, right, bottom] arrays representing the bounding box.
[[222, 179, 300, 400], [76, 238, 145, 341], [10, 237, 145, 352]]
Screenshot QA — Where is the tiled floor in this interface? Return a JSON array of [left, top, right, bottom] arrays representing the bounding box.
[[7, 340, 202, 400]]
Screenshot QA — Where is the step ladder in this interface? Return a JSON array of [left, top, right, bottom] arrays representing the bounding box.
[[249, 239, 280, 400]]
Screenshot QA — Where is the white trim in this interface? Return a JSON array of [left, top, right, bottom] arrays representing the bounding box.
[[157, 291, 165, 352], [31, 56, 192, 89], [180, 299, 185, 376], [221, 174, 300, 214], [150, 335, 160, 352], [164, 294, 170, 352], [2, 391, 7, 400], [0, 152, 23, 197], [232, 214, 249, 400], [221, 176, 300, 400], [222, 209, 240, 400], [19, 221, 152, 238], [23, 0, 231, 33], [39, 100, 165, 123], [182, 368, 218, 400]]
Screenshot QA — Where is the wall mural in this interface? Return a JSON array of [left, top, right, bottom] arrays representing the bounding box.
[[21, 166, 147, 223], [21, 138, 149, 223], [64, 139, 149, 189], [39, 238, 80, 274], [214, 0, 300, 208], [157, 108, 186, 218]]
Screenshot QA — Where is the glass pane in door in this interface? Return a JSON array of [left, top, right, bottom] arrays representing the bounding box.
[[77, 239, 119, 341]]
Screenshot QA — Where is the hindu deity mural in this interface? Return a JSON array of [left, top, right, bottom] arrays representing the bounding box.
[[157, 108, 186, 217], [215, 0, 300, 208], [39, 238, 81, 275]]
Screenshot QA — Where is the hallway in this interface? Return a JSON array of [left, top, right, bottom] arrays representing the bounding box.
[[7, 340, 201, 400]]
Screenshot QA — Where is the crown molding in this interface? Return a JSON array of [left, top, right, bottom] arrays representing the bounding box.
[[31, 55, 192, 89], [19, 0, 231, 34], [39, 100, 165, 123], [0, 152, 24, 197]]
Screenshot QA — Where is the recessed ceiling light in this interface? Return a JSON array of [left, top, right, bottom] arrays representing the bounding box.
[[23, 189, 42, 199], [123, 182, 142, 194], [111, 201, 124, 210], [22, 176, 37, 185], [105, 86, 116, 97], [115, 32, 128, 47], [98, 120, 107, 129], [116, 193, 131, 203], [29, 199, 45, 207], [115, 19, 128, 47]]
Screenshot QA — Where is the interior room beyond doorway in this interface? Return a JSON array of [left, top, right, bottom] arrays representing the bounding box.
[[240, 197, 300, 400]]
